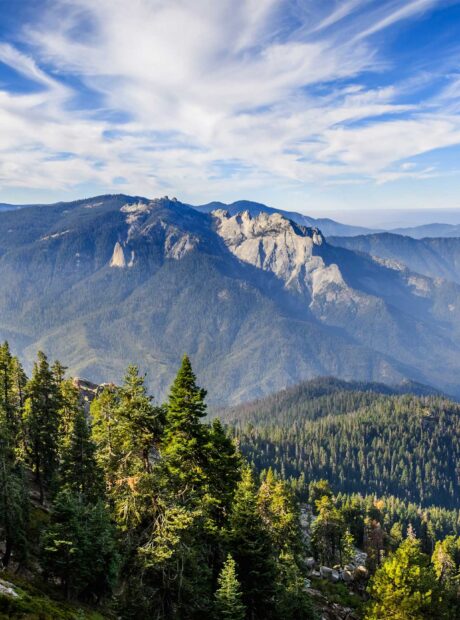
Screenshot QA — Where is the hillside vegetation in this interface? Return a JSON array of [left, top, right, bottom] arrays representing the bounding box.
[[223, 378, 460, 508], [2, 195, 460, 402], [1, 345, 460, 618]]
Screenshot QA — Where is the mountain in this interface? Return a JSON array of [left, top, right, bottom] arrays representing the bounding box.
[[193, 199, 377, 237], [390, 223, 460, 238], [221, 378, 460, 508], [1, 194, 460, 403], [0, 203, 22, 212], [217, 376, 445, 424], [329, 233, 460, 284]]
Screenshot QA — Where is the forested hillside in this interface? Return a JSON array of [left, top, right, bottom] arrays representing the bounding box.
[[224, 378, 460, 508], [3, 194, 460, 402], [1, 345, 460, 618]]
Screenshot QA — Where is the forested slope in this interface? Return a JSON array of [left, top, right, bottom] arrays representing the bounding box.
[[224, 379, 460, 508]]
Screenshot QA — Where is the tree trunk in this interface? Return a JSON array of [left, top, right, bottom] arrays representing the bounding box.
[[2, 538, 12, 567]]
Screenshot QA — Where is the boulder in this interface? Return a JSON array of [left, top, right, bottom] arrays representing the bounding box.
[[311, 570, 321, 578], [306, 557, 316, 569], [0, 579, 18, 598], [354, 565, 368, 580], [342, 570, 354, 583], [320, 566, 333, 579], [344, 564, 355, 572]]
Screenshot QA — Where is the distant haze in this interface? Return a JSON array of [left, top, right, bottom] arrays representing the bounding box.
[[307, 208, 460, 230]]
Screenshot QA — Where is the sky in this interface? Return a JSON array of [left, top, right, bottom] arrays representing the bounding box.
[[1, 0, 460, 217]]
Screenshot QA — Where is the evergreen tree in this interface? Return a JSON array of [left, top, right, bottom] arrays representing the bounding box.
[[117, 364, 164, 474], [91, 365, 163, 489], [41, 490, 118, 601], [0, 433, 28, 567], [432, 536, 460, 617], [214, 554, 246, 620], [206, 419, 242, 521], [60, 407, 104, 501], [162, 355, 209, 494], [228, 467, 276, 618], [366, 535, 443, 620], [23, 351, 61, 503], [311, 495, 354, 565], [258, 469, 302, 556], [90, 386, 120, 487], [275, 551, 315, 620]]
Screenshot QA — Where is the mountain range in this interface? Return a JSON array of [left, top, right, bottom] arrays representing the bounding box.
[[330, 233, 460, 284], [1, 194, 460, 403]]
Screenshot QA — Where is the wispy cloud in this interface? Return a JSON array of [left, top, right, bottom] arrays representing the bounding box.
[[0, 0, 459, 206]]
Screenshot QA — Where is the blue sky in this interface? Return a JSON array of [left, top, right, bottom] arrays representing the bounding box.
[[0, 0, 460, 215]]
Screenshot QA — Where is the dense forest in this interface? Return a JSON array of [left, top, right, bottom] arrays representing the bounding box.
[[223, 378, 460, 508], [0, 344, 459, 619]]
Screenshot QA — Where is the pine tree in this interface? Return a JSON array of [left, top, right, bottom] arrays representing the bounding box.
[[0, 342, 25, 448], [90, 386, 119, 487], [23, 351, 61, 503], [366, 535, 443, 620], [162, 355, 209, 494], [228, 467, 276, 618], [258, 469, 302, 556], [432, 536, 460, 617], [60, 407, 104, 502], [0, 432, 28, 567], [311, 495, 353, 565], [206, 418, 242, 524], [91, 366, 163, 488], [116, 364, 164, 475], [41, 490, 118, 600], [214, 554, 246, 620], [275, 551, 315, 620]]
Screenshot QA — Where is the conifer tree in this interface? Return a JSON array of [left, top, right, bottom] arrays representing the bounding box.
[[0, 342, 15, 435], [162, 355, 209, 493], [0, 432, 28, 567], [206, 418, 242, 523], [366, 535, 443, 620], [275, 551, 315, 620], [41, 490, 118, 600], [23, 351, 61, 503], [60, 407, 104, 501], [214, 554, 246, 620], [258, 469, 302, 556], [91, 366, 163, 488], [228, 467, 276, 618], [311, 495, 354, 565], [90, 386, 119, 487], [116, 364, 164, 474]]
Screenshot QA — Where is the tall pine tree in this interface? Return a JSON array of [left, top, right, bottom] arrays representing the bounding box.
[[214, 554, 246, 620], [23, 351, 61, 503]]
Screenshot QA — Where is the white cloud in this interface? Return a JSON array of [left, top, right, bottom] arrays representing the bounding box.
[[0, 0, 458, 203]]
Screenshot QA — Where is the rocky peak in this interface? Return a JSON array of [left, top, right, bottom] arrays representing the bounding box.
[[212, 209, 335, 296], [110, 241, 126, 268]]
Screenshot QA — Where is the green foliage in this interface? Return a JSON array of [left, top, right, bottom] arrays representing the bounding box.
[[366, 535, 443, 620], [60, 408, 104, 502], [41, 490, 118, 601], [0, 443, 28, 567], [230, 389, 460, 508], [311, 496, 354, 566], [1, 342, 459, 619], [23, 351, 61, 503], [162, 354, 208, 492], [214, 554, 246, 620], [228, 467, 277, 618], [274, 551, 315, 620]]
